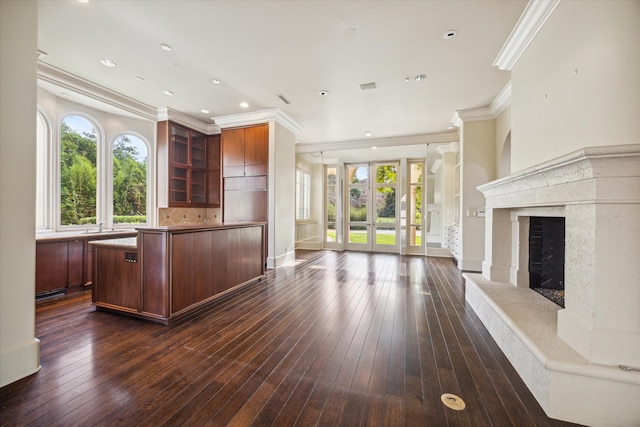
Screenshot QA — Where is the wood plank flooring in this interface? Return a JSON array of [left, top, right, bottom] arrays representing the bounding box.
[[0, 250, 582, 426]]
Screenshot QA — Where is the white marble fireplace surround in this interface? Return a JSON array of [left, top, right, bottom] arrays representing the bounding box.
[[463, 144, 640, 426]]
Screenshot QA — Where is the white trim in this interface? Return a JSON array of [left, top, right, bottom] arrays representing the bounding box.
[[38, 62, 158, 121], [454, 107, 495, 124], [296, 131, 458, 154], [213, 108, 303, 135], [493, 0, 562, 71], [489, 82, 512, 117], [156, 107, 221, 135]]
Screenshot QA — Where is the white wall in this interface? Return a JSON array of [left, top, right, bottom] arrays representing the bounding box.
[[495, 105, 511, 178], [460, 119, 495, 271], [268, 122, 296, 267], [511, 0, 640, 172], [0, 0, 40, 387], [295, 154, 323, 248]]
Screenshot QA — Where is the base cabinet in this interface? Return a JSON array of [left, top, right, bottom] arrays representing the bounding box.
[[36, 232, 137, 298]]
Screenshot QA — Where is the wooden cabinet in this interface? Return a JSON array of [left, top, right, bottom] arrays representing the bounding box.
[[206, 134, 221, 208], [92, 244, 140, 311], [222, 124, 268, 177], [36, 242, 69, 295], [92, 224, 265, 324], [36, 232, 137, 298], [222, 124, 269, 224], [36, 240, 87, 295], [158, 121, 208, 207]]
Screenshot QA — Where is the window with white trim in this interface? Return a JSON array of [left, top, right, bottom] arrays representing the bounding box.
[[295, 169, 311, 221]]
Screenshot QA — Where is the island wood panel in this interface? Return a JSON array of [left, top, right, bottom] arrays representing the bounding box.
[[170, 225, 264, 316], [93, 246, 140, 311], [140, 231, 169, 318]]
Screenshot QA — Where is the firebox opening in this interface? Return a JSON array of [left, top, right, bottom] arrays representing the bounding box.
[[529, 216, 565, 307]]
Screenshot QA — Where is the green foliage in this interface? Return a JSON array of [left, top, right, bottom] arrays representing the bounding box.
[[60, 122, 97, 225], [113, 136, 147, 219], [60, 122, 147, 226]]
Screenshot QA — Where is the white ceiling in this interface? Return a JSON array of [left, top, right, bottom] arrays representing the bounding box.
[[37, 0, 526, 151]]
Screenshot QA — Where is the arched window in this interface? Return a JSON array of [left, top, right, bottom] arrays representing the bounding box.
[[112, 134, 148, 225], [36, 111, 50, 230], [59, 115, 98, 226]]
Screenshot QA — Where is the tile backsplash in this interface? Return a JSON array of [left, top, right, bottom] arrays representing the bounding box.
[[158, 207, 222, 226]]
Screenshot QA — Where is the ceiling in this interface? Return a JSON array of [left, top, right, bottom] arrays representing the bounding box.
[[37, 0, 526, 152]]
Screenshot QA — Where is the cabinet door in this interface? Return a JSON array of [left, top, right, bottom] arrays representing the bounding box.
[[206, 135, 221, 207], [67, 240, 84, 287], [189, 169, 206, 205], [36, 242, 68, 294], [190, 132, 207, 169], [244, 124, 269, 176], [222, 128, 246, 177], [169, 165, 189, 204], [171, 126, 189, 165]]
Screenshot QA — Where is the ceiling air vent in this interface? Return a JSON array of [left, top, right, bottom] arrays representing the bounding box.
[[277, 94, 291, 105], [360, 82, 377, 91]]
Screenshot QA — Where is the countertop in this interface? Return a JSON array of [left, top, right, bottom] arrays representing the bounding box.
[[136, 222, 266, 233], [36, 229, 138, 242], [87, 237, 137, 249]]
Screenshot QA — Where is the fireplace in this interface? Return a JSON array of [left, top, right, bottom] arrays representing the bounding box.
[[529, 216, 565, 307], [462, 145, 640, 426]]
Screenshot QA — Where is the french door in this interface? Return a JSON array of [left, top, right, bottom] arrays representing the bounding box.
[[345, 162, 399, 253]]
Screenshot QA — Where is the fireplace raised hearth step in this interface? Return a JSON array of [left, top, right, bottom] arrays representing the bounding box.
[[464, 272, 640, 427]]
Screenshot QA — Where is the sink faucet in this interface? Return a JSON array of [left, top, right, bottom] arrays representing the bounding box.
[[98, 222, 103, 233]]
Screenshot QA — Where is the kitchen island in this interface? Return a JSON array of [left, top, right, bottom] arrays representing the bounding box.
[[90, 222, 265, 324]]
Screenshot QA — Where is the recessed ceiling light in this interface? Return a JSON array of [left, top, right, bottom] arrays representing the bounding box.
[[211, 79, 221, 85], [160, 43, 173, 51], [405, 77, 410, 82], [201, 109, 210, 114], [319, 90, 329, 96], [415, 74, 427, 81], [443, 30, 457, 39], [100, 59, 117, 68], [240, 102, 249, 108], [365, 131, 372, 137], [136, 76, 145, 81], [162, 90, 174, 96]]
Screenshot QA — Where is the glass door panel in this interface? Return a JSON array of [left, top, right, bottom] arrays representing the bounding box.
[[373, 164, 399, 253], [345, 165, 371, 250], [324, 165, 343, 249], [406, 160, 424, 254]]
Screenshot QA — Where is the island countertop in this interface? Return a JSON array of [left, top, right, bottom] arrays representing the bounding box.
[[88, 237, 137, 249], [134, 221, 266, 233]]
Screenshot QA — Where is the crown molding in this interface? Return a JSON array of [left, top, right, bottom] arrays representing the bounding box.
[[436, 141, 459, 154], [157, 107, 220, 135], [37, 62, 158, 121], [213, 108, 304, 135], [451, 107, 495, 128], [493, 0, 561, 71], [490, 82, 511, 117], [295, 131, 458, 154]]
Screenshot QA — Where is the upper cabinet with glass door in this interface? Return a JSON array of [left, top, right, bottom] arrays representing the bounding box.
[[157, 121, 207, 207]]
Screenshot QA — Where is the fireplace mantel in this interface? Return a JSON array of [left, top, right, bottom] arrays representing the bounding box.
[[464, 144, 640, 426]]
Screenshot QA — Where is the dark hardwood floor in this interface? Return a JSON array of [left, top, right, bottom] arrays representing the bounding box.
[[1, 250, 581, 426]]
